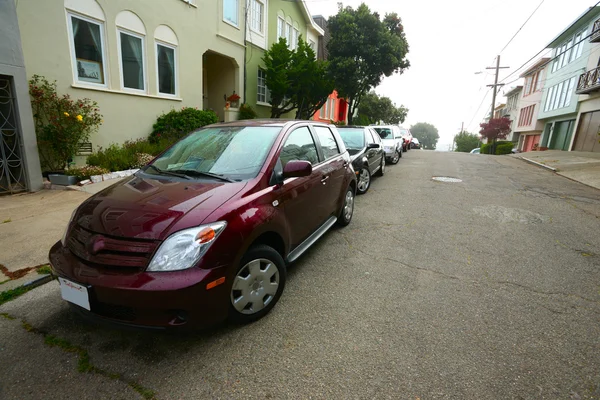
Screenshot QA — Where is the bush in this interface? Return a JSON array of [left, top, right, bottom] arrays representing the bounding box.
[[480, 143, 491, 154], [65, 166, 109, 180], [149, 107, 217, 144], [29, 75, 103, 171], [495, 142, 514, 155], [86, 139, 164, 171], [238, 103, 258, 120]]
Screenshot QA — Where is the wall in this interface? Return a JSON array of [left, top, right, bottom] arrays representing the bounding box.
[[0, 0, 43, 191], [16, 0, 245, 150]]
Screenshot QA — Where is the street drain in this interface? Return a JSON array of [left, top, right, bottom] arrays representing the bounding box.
[[432, 176, 462, 183]]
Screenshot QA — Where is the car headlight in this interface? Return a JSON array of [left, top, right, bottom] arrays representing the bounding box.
[[147, 222, 227, 272], [61, 209, 78, 246]]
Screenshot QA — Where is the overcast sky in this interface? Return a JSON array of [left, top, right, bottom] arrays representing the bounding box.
[[306, 0, 595, 151]]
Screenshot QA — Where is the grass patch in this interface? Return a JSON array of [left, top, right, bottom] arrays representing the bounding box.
[[45, 334, 93, 373], [0, 279, 10, 285], [2, 218, 11, 224], [1, 313, 16, 320], [37, 265, 52, 275], [0, 285, 34, 306]]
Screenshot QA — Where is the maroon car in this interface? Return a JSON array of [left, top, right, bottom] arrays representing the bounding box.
[[49, 120, 356, 329]]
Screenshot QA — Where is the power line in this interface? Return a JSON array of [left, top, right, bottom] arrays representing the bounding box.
[[499, 0, 546, 54], [466, 87, 492, 131]]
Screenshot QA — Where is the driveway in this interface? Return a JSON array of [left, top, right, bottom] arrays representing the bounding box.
[[1, 150, 599, 399]]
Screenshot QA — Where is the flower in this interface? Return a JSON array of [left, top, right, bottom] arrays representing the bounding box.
[[76, 115, 83, 122], [227, 93, 240, 102], [63, 112, 70, 117]]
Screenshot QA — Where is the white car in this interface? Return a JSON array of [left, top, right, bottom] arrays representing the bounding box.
[[372, 125, 403, 164], [470, 148, 480, 154]]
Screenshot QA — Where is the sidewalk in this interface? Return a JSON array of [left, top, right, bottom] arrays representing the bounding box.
[[0, 178, 124, 281], [513, 150, 600, 190]]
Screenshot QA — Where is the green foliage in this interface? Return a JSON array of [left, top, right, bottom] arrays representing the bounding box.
[[357, 91, 408, 125], [480, 143, 491, 154], [0, 286, 34, 306], [454, 131, 481, 153], [150, 107, 217, 144], [37, 265, 52, 275], [29, 75, 103, 171], [333, 120, 347, 126], [480, 141, 513, 155], [410, 122, 440, 150], [238, 103, 258, 120], [262, 38, 333, 119], [327, 4, 410, 124], [65, 165, 109, 180], [87, 139, 165, 172]]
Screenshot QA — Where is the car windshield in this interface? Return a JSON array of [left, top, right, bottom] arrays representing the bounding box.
[[146, 126, 281, 181], [337, 128, 365, 150], [373, 127, 394, 140]]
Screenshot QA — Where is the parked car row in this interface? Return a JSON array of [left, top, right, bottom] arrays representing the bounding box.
[[50, 119, 409, 330]]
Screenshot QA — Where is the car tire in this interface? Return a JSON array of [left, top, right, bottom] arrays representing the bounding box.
[[390, 150, 400, 164], [398, 148, 403, 158], [228, 245, 286, 325], [376, 157, 385, 177], [336, 186, 354, 227], [356, 167, 371, 194]]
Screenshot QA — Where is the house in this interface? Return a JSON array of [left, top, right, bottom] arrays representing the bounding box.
[[537, 7, 600, 151], [572, 11, 600, 152], [312, 15, 348, 124], [513, 58, 550, 152], [0, 0, 43, 193], [503, 86, 523, 142], [244, 0, 324, 118], [15, 0, 246, 152]]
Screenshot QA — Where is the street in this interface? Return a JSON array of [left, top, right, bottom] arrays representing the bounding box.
[[1, 150, 600, 399]]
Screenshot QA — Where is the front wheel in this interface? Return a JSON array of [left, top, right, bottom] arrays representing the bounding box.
[[390, 150, 400, 164], [228, 245, 286, 324], [356, 167, 371, 194], [337, 186, 354, 227]]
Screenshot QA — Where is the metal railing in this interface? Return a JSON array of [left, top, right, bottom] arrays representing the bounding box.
[[576, 66, 600, 94]]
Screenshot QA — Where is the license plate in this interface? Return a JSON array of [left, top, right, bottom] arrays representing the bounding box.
[[58, 277, 90, 311]]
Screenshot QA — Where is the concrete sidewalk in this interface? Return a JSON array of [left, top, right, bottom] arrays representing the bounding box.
[[0, 178, 124, 281], [513, 150, 600, 190]]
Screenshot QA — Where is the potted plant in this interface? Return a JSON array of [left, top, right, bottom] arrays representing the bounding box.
[[226, 92, 241, 108]]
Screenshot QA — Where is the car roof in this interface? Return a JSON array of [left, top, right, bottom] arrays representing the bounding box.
[[207, 119, 332, 129]]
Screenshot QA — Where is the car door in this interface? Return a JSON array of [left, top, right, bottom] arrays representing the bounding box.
[[367, 129, 383, 173], [311, 125, 346, 218], [275, 125, 326, 248]]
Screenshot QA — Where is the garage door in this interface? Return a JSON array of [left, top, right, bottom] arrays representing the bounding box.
[[549, 120, 574, 151], [573, 111, 600, 152]]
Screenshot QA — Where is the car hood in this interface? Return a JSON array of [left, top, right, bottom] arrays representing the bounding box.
[[73, 174, 248, 240]]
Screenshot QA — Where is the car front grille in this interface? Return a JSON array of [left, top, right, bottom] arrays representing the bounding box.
[[66, 224, 159, 270], [93, 301, 137, 321]]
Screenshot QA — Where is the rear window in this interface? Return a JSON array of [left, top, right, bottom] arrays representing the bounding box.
[[373, 127, 393, 140], [337, 128, 365, 150]]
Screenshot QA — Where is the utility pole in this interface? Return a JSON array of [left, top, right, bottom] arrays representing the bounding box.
[[486, 55, 509, 153]]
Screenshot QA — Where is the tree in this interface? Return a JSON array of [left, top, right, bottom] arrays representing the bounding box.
[[479, 117, 511, 154], [327, 4, 409, 125], [411, 122, 439, 150], [454, 131, 481, 153], [262, 38, 332, 119], [356, 91, 408, 125]]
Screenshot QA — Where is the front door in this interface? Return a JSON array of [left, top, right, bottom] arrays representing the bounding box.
[[366, 129, 383, 173], [277, 126, 324, 248]]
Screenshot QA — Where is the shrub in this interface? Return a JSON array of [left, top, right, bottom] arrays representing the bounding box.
[[480, 143, 491, 154], [495, 142, 514, 155], [86, 139, 168, 171], [238, 103, 258, 120], [133, 153, 155, 168], [149, 107, 218, 144], [29, 75, 103, 171], [333, 121, 347, 126], [65, 166, 109, 180]]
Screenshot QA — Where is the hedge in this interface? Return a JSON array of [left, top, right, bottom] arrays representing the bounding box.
[[480, 141, 513, 155]]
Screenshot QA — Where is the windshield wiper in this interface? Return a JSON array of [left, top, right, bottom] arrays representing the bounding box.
[[144, 165, 191, 180], [170, 169, 236, 183]]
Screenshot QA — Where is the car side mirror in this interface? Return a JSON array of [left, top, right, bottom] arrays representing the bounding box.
[[367, 143, 380, 149], [283, 160, 312, 179]]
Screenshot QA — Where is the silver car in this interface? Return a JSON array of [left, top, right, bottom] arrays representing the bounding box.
[[372, 125, 403, 164]]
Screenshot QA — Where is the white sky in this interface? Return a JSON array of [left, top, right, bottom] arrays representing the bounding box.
[[306, 0, 594, 151]]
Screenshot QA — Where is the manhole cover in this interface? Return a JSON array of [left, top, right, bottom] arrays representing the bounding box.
[[432, 177, 462, 183]]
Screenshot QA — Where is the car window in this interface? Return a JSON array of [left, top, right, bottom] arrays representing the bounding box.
[[314, 126, 341, 160], [366, 129, 376, 144], [373, 127, 393, 140], [279, 126, 319, 168], [368, 129, 381, 145], [337, 128, 366, 150]]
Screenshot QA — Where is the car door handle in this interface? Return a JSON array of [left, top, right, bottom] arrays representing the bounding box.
[[343, 162, 349, 168], [321, 176, 329, 184]]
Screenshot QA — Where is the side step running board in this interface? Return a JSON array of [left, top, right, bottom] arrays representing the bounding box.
[[287, 216, 337, 263]]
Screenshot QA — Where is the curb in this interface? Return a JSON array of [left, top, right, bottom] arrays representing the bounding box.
[[22, 274, 54, 289], [518, 157, 558, 172]]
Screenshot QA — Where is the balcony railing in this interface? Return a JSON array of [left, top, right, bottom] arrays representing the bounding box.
[[591, 19, 600, 42], [576, 67, 600, 94]]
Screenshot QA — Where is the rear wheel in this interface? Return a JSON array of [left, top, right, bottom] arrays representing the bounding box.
[[337, 186, 354, 227], [356, 167, 371, 194], [228, 245, 286, 324]]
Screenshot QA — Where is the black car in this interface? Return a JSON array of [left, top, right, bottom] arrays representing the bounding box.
[[337, 126, 385, 195]]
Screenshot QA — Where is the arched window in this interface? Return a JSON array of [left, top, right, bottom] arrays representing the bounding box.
[[65, 0, 108, 86], [154, 25, 178, 96], [116, 11, 147, 92]]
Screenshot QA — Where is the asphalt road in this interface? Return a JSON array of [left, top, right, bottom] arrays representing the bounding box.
[[2, 150, 600, 399]]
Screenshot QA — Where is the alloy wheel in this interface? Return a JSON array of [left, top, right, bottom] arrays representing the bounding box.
[[231, 258, 280, 315], [358, 169, 370, 192], [343, 189, 354, 222]]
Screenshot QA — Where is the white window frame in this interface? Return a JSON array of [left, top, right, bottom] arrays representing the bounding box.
[[293, 28, 300, 49], [286, 22, 293, 48], [320, 100, 328, 119], [155, 41, 178, 97], [257, 68, 270, 105], [564, 77, 576, 108], [250, 0, 264, 34], [223, 0, 239, 27], [67, 12, 109, 88], [329, 98, 336, 120], [117, 29, 147, 93], [277, 17, 285, 40]]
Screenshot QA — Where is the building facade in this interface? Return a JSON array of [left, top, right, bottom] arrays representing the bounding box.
[[244, 0, 323, 119], [514, 59, 549, 152], [0, 0, 43, 193], [538, 7, 600, 151], [503, 86, 523, 142], [16, 0, 246, 153]]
